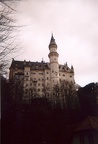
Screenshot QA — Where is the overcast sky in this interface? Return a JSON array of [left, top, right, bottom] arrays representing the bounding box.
[[13, 0, 98, 87]]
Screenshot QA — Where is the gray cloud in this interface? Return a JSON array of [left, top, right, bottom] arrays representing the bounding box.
[[15, 0, 98, 86]]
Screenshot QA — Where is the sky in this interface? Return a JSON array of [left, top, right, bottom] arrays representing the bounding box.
[[12, 0, 98, 87]]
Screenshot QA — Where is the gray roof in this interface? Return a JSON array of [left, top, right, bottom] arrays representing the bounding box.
[[10, 59, 50, 70], [10, 59, 74, 73]]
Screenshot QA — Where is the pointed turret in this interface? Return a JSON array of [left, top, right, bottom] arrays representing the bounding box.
[[71, 65, 74, 72], [49, 34, 57, 49], [71, 65, 74, 70], [48, 34, 59, 88], [50, 34, 56, 44], [65, 62, 68, 67]]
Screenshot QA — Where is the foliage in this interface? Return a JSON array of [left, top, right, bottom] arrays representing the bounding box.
[[53, 81, 79, 110], [9, 76, 24, 103], [78, 82, 98, 118], [2, 79, 98, 144]]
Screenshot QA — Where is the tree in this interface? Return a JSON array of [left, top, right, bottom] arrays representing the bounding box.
[[0, 1, 22, 75], [78, 82, 98, 118], [53, 81, 79, 109], [9, 73, 24, 104]]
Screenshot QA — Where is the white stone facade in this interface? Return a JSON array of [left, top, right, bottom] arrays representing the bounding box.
[[9, 35, 75, 100]]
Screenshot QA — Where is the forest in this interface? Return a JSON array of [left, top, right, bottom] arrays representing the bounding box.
[[1, 76, 98, 144]]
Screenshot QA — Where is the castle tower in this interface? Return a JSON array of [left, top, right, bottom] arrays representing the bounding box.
[[48, 34, 59, 88]]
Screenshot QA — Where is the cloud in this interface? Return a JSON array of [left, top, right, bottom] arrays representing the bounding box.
[[15, 0, 98, 86]]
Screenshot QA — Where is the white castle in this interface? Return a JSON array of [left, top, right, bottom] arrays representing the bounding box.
[[9, 34, 75, 100]]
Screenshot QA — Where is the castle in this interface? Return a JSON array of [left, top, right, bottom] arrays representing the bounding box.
[[9, 34, 75, 100]]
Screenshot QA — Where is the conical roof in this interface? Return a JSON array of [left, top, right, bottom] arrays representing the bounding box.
[[49, 34, 57, 47]]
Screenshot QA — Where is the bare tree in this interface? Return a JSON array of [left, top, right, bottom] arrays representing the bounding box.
[[0, 1, 22, 75]]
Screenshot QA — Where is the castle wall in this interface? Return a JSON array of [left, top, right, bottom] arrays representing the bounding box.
[[9, 35, 75, 101]]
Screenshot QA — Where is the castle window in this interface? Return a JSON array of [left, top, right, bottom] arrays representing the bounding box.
[[38, 89, 40, 92], [47, 72, 48, 74], [34, 83, 36, 86], [25, 72, 29, 75], [47, 77, 49, 80], [70, 75, 72, 78], [63, 74, 65, 76], [47, 93, 49, 97], [38, 78, 40, 81], [39, 73, 43, 75], [42, 83, 44, 87], [32, 72, 36, 75], [38, 83, 40, 86], [59, 73, 60, 76], [15, 67, 18, 71], [26, 84, 28, 87], [25, 89, 28, 94], [36, 66, 38, 69]]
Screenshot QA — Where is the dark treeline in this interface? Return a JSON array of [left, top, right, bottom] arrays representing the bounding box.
[[1, 76, 98, 144]]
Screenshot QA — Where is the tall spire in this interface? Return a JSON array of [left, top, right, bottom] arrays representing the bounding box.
[[71, 65, 74, 70], [49, 33, 57, 48], [50, 33, 56, 44]]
